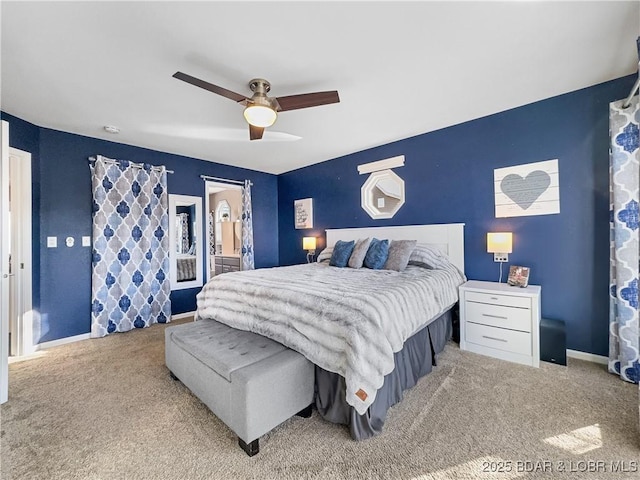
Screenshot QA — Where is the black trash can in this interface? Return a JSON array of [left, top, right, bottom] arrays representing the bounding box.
[[540, 318, 566, 366]]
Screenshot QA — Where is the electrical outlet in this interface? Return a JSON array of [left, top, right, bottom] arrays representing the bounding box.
[[82, 236, 91, 247], [47, 237, 57, 248], [494, 253, 509, 262]]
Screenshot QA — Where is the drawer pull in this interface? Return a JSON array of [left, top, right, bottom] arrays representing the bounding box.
[[490, 297, 499, 300], [482, 313, 508, 320], [482, 335, 507, 343]]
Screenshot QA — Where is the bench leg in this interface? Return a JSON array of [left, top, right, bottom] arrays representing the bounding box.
[[296, 404, 313, 418], [169, 371, 179, 381], [238, 438, 259, 457]]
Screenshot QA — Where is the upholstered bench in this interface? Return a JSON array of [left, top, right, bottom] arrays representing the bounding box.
[[165, 319, 314, 456]]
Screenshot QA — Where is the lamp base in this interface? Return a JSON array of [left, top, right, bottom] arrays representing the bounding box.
[[306, 250, 316, 264]]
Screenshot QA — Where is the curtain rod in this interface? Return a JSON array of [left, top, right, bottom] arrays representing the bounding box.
[[200, 174, 252, 186], [88, 156, 174, 174], [622, 76, 640, 108]]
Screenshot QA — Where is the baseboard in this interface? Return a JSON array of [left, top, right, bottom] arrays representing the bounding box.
[[30, 314, 195, 352], [171, 311, 196, 321], [35, 333, 91, 351], [566, 349, 608, 365]]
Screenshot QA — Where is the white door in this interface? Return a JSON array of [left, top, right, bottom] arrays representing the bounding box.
[[8, 148, 33, 357], [1, 120, 10, 403]]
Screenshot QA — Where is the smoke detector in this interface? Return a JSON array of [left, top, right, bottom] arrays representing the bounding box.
[[103, 125, 120, 134]]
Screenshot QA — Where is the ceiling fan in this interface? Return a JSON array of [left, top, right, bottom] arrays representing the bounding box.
[[173, 72, 340, 140]]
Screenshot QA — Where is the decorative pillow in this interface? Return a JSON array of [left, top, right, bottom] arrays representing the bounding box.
[[348, 237, 372, 269], [363, 238, 390, 270], [316, 247, 333, 263], [383, 240, 417, 271], [329, 240, 356, 268], [408, 244, 450, 269]]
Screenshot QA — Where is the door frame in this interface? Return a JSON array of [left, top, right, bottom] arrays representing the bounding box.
[[8, 147, 33, 357], [1, 120, 9, 403]]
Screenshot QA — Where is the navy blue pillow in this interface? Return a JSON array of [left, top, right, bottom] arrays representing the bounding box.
[[363, 238, 390, 269], [329, 240, 356, 268]]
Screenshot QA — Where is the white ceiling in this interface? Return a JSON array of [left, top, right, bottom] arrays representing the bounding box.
[[1, 1, 638, 175]]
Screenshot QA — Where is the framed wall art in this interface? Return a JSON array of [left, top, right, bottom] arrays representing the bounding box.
[[294, 198, 313, 229], [494, 159, 560, 218]]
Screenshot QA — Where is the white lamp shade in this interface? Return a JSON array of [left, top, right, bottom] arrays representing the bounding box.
[[243, 105, 277, 128], [302, 237, 317, 251], [487, 232, 513, 253]]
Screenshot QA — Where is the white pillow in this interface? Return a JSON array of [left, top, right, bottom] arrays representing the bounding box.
[[408, 244, 450, 269], [316, 247, 333, 263]]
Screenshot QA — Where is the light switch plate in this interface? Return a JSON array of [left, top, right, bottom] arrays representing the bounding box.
[[82, 236, 91, 247], [47, 236, 57, 248]]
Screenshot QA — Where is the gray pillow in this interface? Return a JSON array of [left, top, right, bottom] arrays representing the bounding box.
[[348, 237, 372, 268], [383, 240, 417, 271]]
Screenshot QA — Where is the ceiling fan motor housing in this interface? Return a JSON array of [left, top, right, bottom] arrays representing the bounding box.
[[248, 78, 278, 110], [249, 78, 271, 94]]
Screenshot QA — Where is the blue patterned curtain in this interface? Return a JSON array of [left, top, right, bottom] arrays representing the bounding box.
[[241, 180, 255, 270], [90, 155, 171, 338], [208, 211, 216, 255], [609, 96, 640, 384]]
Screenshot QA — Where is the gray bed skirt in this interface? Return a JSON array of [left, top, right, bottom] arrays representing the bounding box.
[[315, 309, 453, 440]]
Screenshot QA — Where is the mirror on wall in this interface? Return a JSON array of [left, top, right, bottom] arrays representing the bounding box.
[[169, 194, 203, 290], [361, 169, 405, 219], [205, 182, 243, 280]]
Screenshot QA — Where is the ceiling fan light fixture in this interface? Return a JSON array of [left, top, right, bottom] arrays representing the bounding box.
[[243, 105, 277, 128]]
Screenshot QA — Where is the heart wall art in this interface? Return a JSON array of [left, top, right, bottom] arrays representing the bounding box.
[[494, 159, 560, 218]]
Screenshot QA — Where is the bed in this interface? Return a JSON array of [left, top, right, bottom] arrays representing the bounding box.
[[195, 223, 466, 439], [176, 253, 197, 281]]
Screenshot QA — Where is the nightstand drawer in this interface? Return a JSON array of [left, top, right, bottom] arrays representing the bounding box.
[[465, 301, 531, 332], [465, 290, 530, 309], [466, 322, 532, 356]]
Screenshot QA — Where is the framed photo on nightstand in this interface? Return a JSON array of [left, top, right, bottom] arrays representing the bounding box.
[[507, 265, 530, 287]]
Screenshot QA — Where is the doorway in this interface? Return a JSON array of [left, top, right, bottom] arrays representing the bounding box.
[[204, 181, 242, 281]]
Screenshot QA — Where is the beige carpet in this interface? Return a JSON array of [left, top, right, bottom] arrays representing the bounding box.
[[1, 318, 638, 480]]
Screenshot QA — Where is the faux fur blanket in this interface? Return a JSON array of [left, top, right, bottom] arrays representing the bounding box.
[[176, 255, 197, 282], [196, 261, 465, 414]]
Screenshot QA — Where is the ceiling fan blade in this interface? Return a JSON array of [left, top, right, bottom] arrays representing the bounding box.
[[249, 124, 264, 141], [275, 91, 340, 112], [173, 72, 248, 103]]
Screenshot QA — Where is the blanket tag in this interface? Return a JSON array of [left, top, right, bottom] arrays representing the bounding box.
[[356, 389, 368, 401]]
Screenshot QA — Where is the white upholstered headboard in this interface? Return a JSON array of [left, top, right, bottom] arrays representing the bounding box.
[[325, 223, 465, 273]]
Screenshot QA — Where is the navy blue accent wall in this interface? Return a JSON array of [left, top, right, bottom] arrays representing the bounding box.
[[1, 116, 278, 342], [278, 75, 637, 357]]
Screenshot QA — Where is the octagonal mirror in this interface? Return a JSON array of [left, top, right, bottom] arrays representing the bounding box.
[[361, 169, 405, 219]]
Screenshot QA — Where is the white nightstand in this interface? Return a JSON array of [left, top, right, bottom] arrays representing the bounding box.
[[459, 280, 541, 367]]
